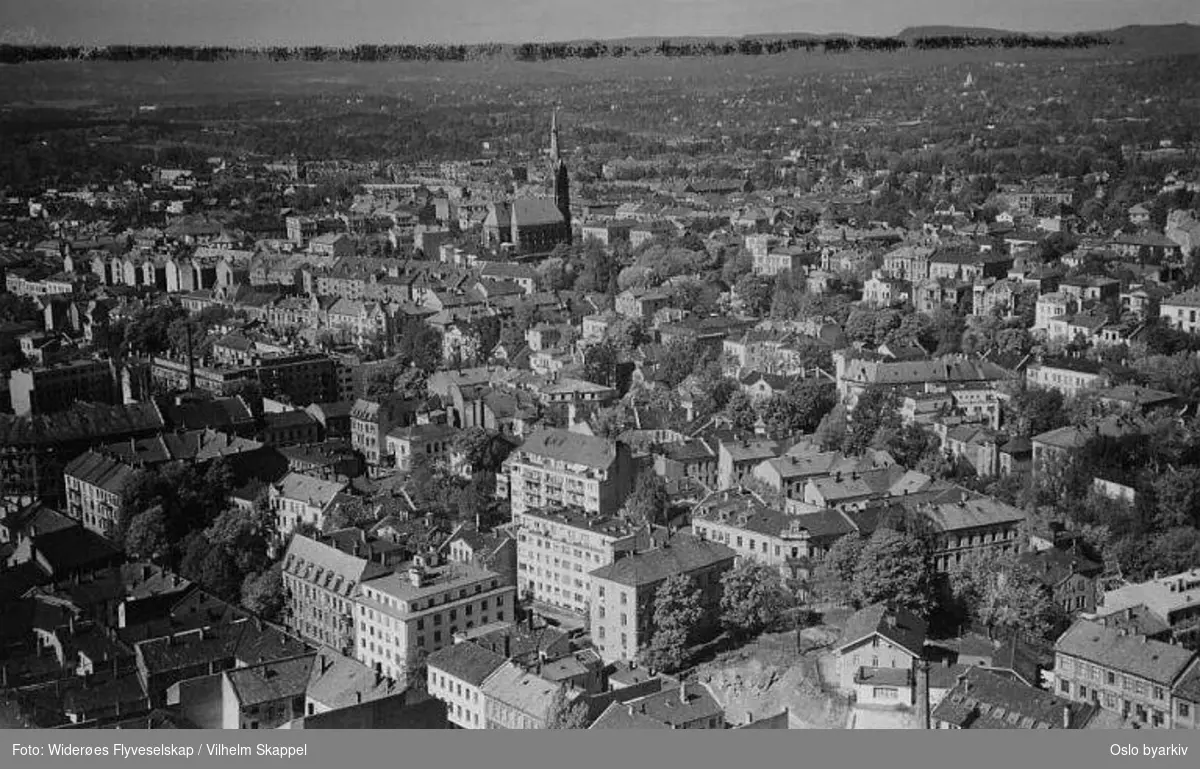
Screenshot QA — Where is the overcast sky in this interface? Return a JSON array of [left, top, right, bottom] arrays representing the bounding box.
[[1, 0, 1197, 46]]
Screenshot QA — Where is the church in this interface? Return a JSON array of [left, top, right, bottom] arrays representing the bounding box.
[[482, 110, 572, 255]]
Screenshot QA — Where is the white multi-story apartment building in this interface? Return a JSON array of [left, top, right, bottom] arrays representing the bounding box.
[[514, 506, 651, 616], [502, 428, 635, 517], [62, 450, 136, 538], [354, 552, 515, 687], [269, 472, 347, 538], [426, 642, 506, 729]]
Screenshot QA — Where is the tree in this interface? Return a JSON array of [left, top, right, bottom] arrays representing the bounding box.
[[625, 472, 670, 526], [814, 534, 864, 601], [642, 574, 704, 673], [723, 390, 758, 434], [844, 387, 900, 456], [734, 273, 774, 316], [658, 338, 708, 389], [851, 527, 935, 617], [582, 340, 621, 389], [124, 505, 168, 561], [719, 561, 792, 641], [761, 380, 836, 436], [453, 427, 513, 474], [1152, 468, 1200, 529], [545, 686, 590, 729], [951, 551, 1063, 640], [241, 565, 285, 621], [204, 502, 273, 575], [1004, 386, 1067, 436], [813, 403, 849, 451]]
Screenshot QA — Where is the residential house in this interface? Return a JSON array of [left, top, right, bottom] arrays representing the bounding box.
[[62, 450, 136, 539], [588, 534, 736, 664], [1054, 619, 1195, 728], [834, 603, 928, 706], [386, 423, 459, 472], [269, 472, 348, 538], [1159, 288, 1200, 334], [615, 288, 671, 322], [426, 641, 507, 729]]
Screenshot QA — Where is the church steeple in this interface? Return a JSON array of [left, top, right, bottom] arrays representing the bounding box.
[[550, 108, 571, 243], [550, 108, 561, 164]]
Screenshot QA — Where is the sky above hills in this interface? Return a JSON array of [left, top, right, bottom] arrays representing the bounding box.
[[1, 0, 1198, 46]]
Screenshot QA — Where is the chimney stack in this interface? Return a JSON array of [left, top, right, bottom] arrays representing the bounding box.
[[679, 683, 687, 703], [1062, 705, 1071, 729], [916, 660, 931, 730]]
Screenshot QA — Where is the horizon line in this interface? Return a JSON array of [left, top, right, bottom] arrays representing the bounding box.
[[1, 20, 1195, 50]]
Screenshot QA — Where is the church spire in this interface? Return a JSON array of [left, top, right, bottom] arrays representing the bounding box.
[[549, 107, 561, 164], [550, 107, 571, 244]]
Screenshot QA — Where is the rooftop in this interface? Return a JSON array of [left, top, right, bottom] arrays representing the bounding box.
[[359, 560, 504, 608], [518, 428, 618, 470], [932, 667, 1092, 729], [837, 603, 927, 657], [426, 642, 507, 687], [589, 534, 736, 588], [1098, 569, 1200, 626], [1055, 619, 1195, 685], [226, 654, 315, 707]]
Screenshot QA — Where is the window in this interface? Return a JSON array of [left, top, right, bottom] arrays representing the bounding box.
[[1179, 702, 1191, 718], [1060, 680, 1070, 694], [1106, 671, 1115, 685]]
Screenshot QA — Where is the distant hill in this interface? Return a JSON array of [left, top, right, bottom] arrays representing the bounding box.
[[1100, 23, 1200, 53], [896, 26, 1050, 41]]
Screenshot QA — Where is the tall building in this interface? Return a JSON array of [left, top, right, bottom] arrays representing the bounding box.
[[549, 108, 571, 242], [280, 534, 389, 657], [588, 534, 736, 664], [9, 359, 118, 416], [513, 505, 652, 616], [354, 551, 516, 687], [502, 428, 636, 518]]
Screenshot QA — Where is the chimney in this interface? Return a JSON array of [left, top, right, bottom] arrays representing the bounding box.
[[1126, 607, 1134, 620], [746, 711, 754, 724], [916, 660, 931, 729], [503, 635, 511, 659], [357, 691, 363, 704], [679, 682, 688, 703], [1062, 705, 1071, 729]]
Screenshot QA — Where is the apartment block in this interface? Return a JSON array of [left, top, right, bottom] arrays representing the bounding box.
[[504, 428, 635, 517], [354, 552, 515, 687], [10, 359, 118, 416], [514, 506, 651, 616], [588, 534, 736, 664]]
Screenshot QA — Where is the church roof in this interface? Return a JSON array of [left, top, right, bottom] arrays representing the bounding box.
[[511, 198, 566, 228]]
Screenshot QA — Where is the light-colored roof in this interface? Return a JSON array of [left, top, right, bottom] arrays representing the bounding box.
[[1097, 569, 1200, 626], [1055, 619, 1195, 686], [518, 428, 618, 470], [273, 472, 347, 508], [479, 660, 564, 721]]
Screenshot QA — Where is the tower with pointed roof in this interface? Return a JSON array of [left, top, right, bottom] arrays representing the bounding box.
[[550, 109, 572, 244]]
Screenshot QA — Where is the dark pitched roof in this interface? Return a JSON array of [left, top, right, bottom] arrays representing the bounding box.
[[932, 667, 1093, 729], [426, 642, 507, 687], [588, 534, 735, 588], [836, 603, 927, 657], [226, 655, 315, 707]]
